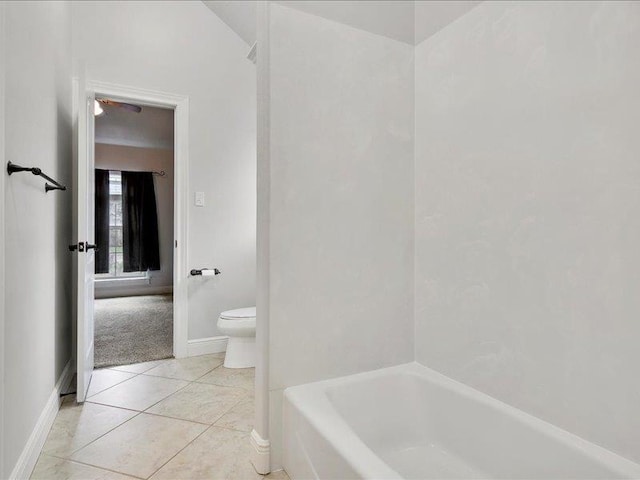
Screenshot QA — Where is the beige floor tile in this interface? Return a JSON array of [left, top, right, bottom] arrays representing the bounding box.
[[70, 413, 206, 479], [196, 366, 255, 390], [150, 426, 260, 480], [242, 387, 256, 403], [214, 397, 254, 432], [30, 454, 137, 480], [110, 358, 169, 374], [144, 354, 224, 381], [42, 401, 137, 458], [146, 382, 246, 424], [87, 375, 188, 411], [87, 369, 137, 398]]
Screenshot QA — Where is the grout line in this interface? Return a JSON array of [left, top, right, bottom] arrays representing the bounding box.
[[108, 358, 169, 375], [135, 358, 225, 383], [138, 380, 250, 426], [40, 361, 258, 480], [108, 364, 159, 374], [141, 406, 215, 478], [190, 365, 255, 390], [140, 364, 226, 384], [142, 389, 245, 426], [130, 376, 254, 478], [192, 379, 254, 391], [139, 372, 209, 382], [88, 369, 192, 403], [83, 398, 146, 412], [61, 411, 144, 458], [138, 373, 193, 381], [83, 401, 142, 414], [212, 393, 251, 425], [141, 410, 213, 427], [85, 371, 144, 399], [136, 379, 195, 413], [210, 423, 253, 434], [86, 371, 139, 399], [192, 361, 226, 381], [209, 395, 248, 428], [65, 406, 203, 480], [49, 454, 147, 480], [57, 403, 197, 480]]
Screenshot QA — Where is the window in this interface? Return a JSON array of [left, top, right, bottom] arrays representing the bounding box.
[[108, 171, 123, 276], [98, 171, 143, 278]]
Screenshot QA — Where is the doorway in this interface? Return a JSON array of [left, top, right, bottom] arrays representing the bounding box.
[[93, 100, 175, 368], [75, 79, 189, 402]]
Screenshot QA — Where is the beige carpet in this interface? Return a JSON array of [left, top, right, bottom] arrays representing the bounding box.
[[94, 294, 173, 368]]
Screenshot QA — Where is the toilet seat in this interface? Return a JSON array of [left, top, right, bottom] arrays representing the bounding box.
[[220, 306, 256, 320]]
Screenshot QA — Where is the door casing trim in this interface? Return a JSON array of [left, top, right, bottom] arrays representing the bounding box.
[[86, 80, 190, 358]]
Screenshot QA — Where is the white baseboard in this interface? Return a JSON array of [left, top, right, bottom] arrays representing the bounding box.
[[9, 360, 73, 480], [250, 429, 271, 475], [187, 335, 228, 357], [95, 285, 173, 299]]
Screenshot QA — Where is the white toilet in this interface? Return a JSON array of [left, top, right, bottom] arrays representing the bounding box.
[[217, 306, 256, 368]]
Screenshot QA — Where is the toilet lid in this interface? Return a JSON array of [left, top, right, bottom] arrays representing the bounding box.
[[220, 306, 256, 320]]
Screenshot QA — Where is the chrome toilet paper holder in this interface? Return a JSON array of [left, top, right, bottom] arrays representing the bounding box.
[[190, 268, 221, 276]]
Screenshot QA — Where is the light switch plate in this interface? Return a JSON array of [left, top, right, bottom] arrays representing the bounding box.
[[195, 191, 205, 207]]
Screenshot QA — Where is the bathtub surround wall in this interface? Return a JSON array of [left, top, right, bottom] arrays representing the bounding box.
[[72, 1, 256, 340], [94, 144, 174, 298], [263, 0, 640, 471], [1, 2, 73, 477], [414, 0, 640, 464], [266, 4, 415, 467]]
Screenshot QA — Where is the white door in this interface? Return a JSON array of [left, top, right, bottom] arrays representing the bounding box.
[[76, 78, 96, 403]]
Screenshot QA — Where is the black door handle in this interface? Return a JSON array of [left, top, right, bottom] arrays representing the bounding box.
[[69, 242, 95, 252], [69, 242, 85, 252]]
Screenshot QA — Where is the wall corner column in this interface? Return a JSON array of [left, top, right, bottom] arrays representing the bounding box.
[[253, 0, 272, 475]]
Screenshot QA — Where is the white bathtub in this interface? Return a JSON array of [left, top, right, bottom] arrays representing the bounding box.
[[283, 363, 640, 479]]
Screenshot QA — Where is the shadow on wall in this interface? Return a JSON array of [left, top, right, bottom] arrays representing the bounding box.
[[54, 98, 73, 380]]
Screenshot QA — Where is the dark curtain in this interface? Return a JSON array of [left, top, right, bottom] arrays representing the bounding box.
[[121, 171, 161, 272], [94, 169, 110, 274]]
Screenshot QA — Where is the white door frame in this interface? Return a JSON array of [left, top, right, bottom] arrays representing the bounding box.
[[0, 2, 6, 474], [86, 80, 190, 358]]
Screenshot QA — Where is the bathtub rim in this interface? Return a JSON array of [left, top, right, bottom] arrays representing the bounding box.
[[284, 377, 402, 479], [283, 361, 640, 479]]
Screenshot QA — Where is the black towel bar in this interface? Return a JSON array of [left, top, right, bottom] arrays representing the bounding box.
[[7, 161, 67, 192]]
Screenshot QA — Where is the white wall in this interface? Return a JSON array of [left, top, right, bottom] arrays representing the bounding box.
[[2, 1, 73, 476], [277, 1, 415, 44], [72, 1, 256, 339], [415, 0, 640, 463], [204, 1, 482, 48], [94, 143, 174, 298], [266, 4, 414, 467]]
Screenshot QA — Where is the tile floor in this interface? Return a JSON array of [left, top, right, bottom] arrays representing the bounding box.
[[31, 354, 289, 480]]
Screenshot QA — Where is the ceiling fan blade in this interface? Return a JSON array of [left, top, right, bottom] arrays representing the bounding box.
[[98, 99, 143, 113]]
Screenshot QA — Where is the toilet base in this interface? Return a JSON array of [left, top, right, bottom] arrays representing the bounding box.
[[223, 336, 256, 368]]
